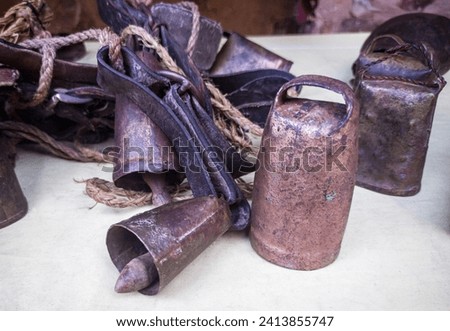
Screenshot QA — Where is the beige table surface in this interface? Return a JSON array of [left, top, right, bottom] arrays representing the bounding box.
[[1, 33, 449, 311]]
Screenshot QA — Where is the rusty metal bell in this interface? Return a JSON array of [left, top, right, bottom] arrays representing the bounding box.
[[106, 196, 232, 295], [112, 94, 178, 205], [250, 75, 359, 270], [353, 35, 446, 196], [0, 137, 28, 229], [360, 13, 450, 75], [111, 46, 180, 206], [209, 32, 293, 75]]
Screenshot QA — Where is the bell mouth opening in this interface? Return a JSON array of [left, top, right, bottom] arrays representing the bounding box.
[[106, 225, 160, 295], [0, 206, 28, 229]]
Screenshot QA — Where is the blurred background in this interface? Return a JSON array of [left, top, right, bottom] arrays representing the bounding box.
[[0, 0, 449, 35]]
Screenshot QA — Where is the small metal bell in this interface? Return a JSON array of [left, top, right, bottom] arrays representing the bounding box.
[[112, 94, 179, 206], [106, 196, 232, 295], [0, 137, 28, 229], [353, 35, 446, 196]]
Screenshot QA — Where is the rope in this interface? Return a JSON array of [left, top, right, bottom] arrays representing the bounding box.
[[18, 28, 113, 107], [80, 176, 253, 208], [206, 81, 263, 137], [179, 1, 200, 57], [22, 43, 55, 108], [80, 177, 191, 208], [0, 4, 114, 168], [126, 0, 200, 57], [20, 28, 111, 50], [122, 25, 182, 74], [98, 28, 124, 72], [0, 0, 52, 43], [126, 0, 154, 8], [9, 2, 261, 147], [0, 121, 109, 163]]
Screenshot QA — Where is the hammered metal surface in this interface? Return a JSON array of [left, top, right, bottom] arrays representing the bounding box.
[[250, 75, 359, 270]]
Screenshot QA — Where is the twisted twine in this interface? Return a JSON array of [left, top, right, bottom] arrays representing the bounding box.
[[80, 177, 191, 208], [0, 121, 108, 163], [0, 0, 52, 43], [179, 1, 200, 57], [81, 176, 253, 208], [18, 28, 115, 107]]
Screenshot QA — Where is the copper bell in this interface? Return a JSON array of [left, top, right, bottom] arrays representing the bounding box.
[[106, 196, 232, 295], [0, 137, 28, 229], [353, 35, 446, 196], [250, 75, 359, 270]]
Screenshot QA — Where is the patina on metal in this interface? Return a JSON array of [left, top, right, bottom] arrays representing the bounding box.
[[112, 95, 177, 206], [97, 0, 149, 34], [106, 196, 232, 295], [0, 136, 28, 229], [354, 35, 446, 196], [360, 13, 450, 75], [112, 47, 179, 205], [250, 75, 359, 270]]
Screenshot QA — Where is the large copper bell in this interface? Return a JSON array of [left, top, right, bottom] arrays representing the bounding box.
[[250, 75, 359, 270]]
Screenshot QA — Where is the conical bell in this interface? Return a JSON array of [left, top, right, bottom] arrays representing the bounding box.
[[111, 43, 182, 206], [0, 137, 28, 229], [210, 32, 293, 75], [112, 93, 179, 206], [106, 196, 232, 295]]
